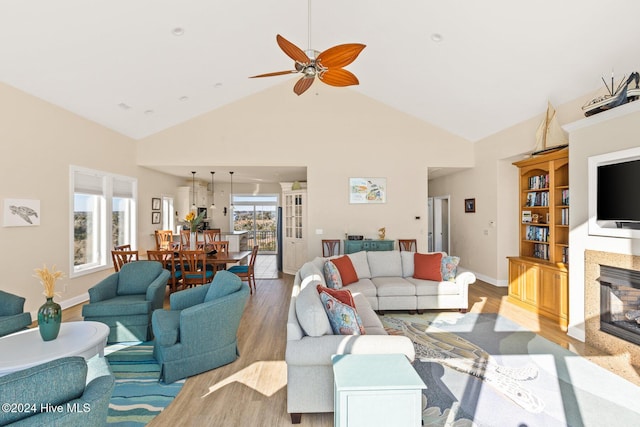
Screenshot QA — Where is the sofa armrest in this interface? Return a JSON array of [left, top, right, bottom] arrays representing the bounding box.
[[285, 334, 415, 366], [455, 271, 476, 287], [169, 284, 208, 311], [88, 275, 119, 302], [146, 269, 170, 310]]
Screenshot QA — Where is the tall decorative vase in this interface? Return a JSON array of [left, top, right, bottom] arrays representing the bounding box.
[[38, 297, 62, 341], [190, 231, 197, 250]]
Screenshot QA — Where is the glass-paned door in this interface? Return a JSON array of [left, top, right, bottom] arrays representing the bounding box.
[[232, 195, 278, 254]]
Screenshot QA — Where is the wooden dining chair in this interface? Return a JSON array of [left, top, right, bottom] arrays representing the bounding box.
[[178, 250, 213, 288], [208, 240, 230, 271], [203, 229, 221, 244], [114, 244, 131, 251], [111, 250, 139, 272], [155, 230, 177, 251], [322, 239, 340, 257], [147, 250, 182, 293], [398, 239, 417, 252], [228, 245, 259, 294]]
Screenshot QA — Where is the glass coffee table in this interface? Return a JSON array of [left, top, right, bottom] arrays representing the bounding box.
[[0, 321, 109, 376]]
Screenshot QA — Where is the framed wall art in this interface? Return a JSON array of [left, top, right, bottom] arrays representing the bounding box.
[[3, 198, 41, 227], [152, 197, 161, 211], [349, 178, 386, 204], [152, 211, 161, 224], [464, 198, 476, 213]]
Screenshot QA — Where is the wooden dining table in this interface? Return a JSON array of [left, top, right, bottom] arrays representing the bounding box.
[[206, 250, 251, 270]]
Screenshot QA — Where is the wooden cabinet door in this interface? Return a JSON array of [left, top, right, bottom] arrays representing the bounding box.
[[508, 259, 525, 300], [539, 268, 568, 320]]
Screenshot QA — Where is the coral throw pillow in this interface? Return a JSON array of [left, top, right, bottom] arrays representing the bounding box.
[[317, 285, 356, 308], [413, 252, 443, 281], [318, 291, 365, 335], [331, 256, 358, 285]]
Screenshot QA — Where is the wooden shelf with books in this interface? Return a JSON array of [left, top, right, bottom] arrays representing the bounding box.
[[508, 147, 569, 329]]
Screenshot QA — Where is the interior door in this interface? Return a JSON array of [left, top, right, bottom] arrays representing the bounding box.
[[428, 196, 450, 254]]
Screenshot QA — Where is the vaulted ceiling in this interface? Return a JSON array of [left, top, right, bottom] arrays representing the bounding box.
[[1, 0, 639, 143]]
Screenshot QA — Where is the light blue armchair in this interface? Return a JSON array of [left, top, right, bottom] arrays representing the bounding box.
[[0, 290, 32, 337], [82, 261, 169, 343], [152, 270, 250, 383], [0, 356, 114, 426]]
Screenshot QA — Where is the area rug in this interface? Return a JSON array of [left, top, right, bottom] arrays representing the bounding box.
[[105, 342, 184, 426], [381, 313, 640, 427]]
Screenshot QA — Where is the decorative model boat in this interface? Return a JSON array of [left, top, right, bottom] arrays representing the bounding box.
[[582, 72, 640, 117], [533, 102, 568, 155]]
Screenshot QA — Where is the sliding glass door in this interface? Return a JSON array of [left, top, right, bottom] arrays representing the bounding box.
[[231, 195, 278, 254]]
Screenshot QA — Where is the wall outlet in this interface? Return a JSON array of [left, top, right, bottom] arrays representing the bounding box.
[[483, 229, 489, 236]]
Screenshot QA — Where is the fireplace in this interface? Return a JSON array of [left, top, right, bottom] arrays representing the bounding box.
[[598, 265, 640, 346]]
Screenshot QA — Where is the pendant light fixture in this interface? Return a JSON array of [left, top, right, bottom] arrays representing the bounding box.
[[229, 171, 234, 211], [191, 171, 197, 211], [210, 171, 216, 209]]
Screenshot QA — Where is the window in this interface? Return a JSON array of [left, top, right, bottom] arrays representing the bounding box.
[[161, 196, 175, 232], [71, 166, 137, 277]]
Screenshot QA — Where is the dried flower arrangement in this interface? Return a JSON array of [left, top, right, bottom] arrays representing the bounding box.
[[34, 264, 64, 298]]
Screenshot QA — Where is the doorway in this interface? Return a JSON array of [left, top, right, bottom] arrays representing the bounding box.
[[231, 194, 278, 254], [428, 196, 450, 253]]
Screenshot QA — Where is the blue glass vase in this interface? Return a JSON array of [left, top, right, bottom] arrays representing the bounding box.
[[38, 297, 62, 341]]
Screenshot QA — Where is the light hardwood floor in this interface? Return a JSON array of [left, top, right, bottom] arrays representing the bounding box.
[[61, 275, 640, 426]]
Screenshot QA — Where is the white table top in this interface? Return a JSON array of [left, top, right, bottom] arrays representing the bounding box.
[[332, 354, 426, 391], [0, 321, 109, 376]]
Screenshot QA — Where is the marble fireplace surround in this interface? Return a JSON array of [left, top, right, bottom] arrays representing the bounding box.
[[585, 250, 640, 365]]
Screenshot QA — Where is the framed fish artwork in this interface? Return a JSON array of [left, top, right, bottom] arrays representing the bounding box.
[[3, 198, 41, 226]]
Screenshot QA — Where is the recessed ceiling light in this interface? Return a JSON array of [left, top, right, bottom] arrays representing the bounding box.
[[179, 96, 189, 102], [117, 102, 131, 110], [214, 82, 223, 88], [431, 33, 443, 43], [172, 27, 185, 36], [144, 109, 154, 115]]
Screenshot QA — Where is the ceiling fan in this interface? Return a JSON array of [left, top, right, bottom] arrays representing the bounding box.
[[250, 1, 366, 96]]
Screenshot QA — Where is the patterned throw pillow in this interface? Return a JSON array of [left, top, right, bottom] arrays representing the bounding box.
[[441, 256, 460, 281], [316, 285, 356, 308], [323, 260, 343, 289], [318, 291, 365, 335]]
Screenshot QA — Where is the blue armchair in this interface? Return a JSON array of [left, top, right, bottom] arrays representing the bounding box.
[[0, 290, 32, 337], [152, 270, 250, 383], [0, 356, 114, 426], [82, 261, 169, 343]]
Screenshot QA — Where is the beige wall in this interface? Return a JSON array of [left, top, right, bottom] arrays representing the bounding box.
[[0, 83, 182, 315], [137, 82, 476, 257]]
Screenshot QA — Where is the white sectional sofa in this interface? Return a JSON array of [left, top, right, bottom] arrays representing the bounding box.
[[285, 250, 475, 423]]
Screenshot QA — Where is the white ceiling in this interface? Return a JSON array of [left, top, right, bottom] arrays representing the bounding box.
[[2, 1, 640, 181]]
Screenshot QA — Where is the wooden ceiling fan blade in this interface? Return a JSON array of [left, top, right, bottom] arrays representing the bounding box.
[[276, 34, 310, 64], [293, 76, 315, 96], [250, 70, 298, 78], [317, 43, 366, 68], [319, 69, 359, 87]]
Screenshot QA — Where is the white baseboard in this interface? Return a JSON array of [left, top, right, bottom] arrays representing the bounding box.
[[467, 270, 507, 287], [29, 292, 89, 320]]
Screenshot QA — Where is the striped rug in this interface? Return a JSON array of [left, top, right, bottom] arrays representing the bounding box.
[[105, 342, 184, 426]]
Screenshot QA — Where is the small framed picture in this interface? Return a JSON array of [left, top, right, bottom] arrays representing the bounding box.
[[152, 198, 161, 211], [464, 198, 475, 213], [152, 211, 161, 224]]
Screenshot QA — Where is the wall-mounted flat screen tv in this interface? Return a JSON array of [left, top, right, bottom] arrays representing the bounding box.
[[597, 159, 640, 224]]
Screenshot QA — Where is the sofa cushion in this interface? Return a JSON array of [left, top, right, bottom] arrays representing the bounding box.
[[295, 279, 333, 337], [407, 277, 461, 296], [300, 261, 326, 286], [344, 278, 378, 298], [414, 252, 443, 281], [441, 255, 460, 281], [331, 256, 358, 285], [367, 250, 403, 277], [347, 251, 372, 279], [319, 291, 365, 335], [317, 285, 355, 307], [323, 260, 343, 289], [372, 277, 416, 297], [81, 294, 150, 317], [400, 251, 415, 277]]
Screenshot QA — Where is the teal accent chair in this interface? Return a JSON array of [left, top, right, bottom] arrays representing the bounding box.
[[0, 356, 114, 426], [0, 290, 32, 337], [82, 261, 170, 343], [152, 270, 250, 383]]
